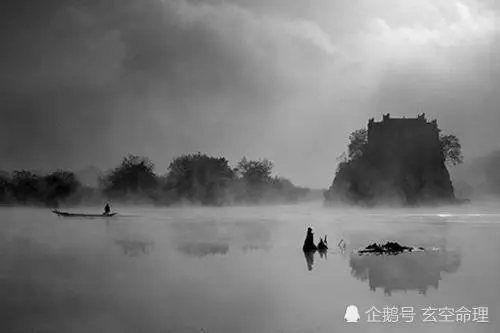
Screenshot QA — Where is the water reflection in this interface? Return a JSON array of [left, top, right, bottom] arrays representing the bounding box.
[[114, 240, 154, 257], [105, 220, 155, 257], [349, 249, 461, 295], [177, 242, 229, 258], [239, 221, 272, 253], [241, 244, 271, 253], [303, 249, 328, 271], [304, 251, 314, 271], [170, 219, 273, 256], [319, 249, 328, 260]]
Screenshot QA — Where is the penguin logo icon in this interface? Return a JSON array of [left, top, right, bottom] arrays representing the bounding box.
[[344, 305, 360, 323]]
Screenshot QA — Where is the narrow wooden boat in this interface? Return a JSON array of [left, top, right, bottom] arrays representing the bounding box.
[[52, 209, 117, 217]]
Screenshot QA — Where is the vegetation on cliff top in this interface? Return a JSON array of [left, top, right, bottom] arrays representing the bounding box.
[[340, 127, 463, 167], [326, 122, 463, 206]]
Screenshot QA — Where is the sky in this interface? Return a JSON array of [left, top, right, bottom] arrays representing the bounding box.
[[1, 0, 499, 188]]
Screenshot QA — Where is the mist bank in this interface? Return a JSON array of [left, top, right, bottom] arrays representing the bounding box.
[[451, 149, 500, 199], [0, 153, 324, 208]]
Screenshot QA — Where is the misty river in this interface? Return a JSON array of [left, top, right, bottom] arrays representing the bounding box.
[[1, 203, 499, 333]]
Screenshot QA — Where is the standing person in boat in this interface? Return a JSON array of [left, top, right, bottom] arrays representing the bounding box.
[[103, 203, 111, 216]]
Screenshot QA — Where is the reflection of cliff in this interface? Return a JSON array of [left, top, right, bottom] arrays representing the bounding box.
[[114, 240, 154, 257], [177, 242, 229, 258], [325, 114, 455, 206], [349, 249, 461, 295]]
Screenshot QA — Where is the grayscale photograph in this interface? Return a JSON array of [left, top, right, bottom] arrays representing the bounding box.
[[0, 0, 499, 332]]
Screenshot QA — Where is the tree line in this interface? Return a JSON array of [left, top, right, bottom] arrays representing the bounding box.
[[0, 153, 312, 207], [336, 127, 463, 175]]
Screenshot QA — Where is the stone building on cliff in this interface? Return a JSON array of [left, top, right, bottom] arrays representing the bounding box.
[[324, 114, 456, 206]]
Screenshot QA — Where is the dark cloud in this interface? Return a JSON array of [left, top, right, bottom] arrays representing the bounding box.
[[0, 0, 499, 187]]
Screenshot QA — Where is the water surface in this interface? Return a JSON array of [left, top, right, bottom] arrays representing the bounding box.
[[1, 203, 498, 332]]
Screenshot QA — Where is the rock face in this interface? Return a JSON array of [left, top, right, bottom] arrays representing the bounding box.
[[325, 114, 456, 206]]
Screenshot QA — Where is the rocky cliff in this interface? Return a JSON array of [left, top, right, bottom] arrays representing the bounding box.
[[324, 114, 456, 206]]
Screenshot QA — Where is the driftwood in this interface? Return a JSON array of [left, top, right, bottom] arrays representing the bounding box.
[[302, 227, 317, 252], [317, 236, 328, 251], [302, 228, 328, 252], [358, 242, 425, 255]]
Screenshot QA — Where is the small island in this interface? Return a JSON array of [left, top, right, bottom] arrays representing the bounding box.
[[324, 113, 467, 207]]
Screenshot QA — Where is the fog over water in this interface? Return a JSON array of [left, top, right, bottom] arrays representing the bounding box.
[[1, 203, 499, 332], [2, 0, 500, 331]]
